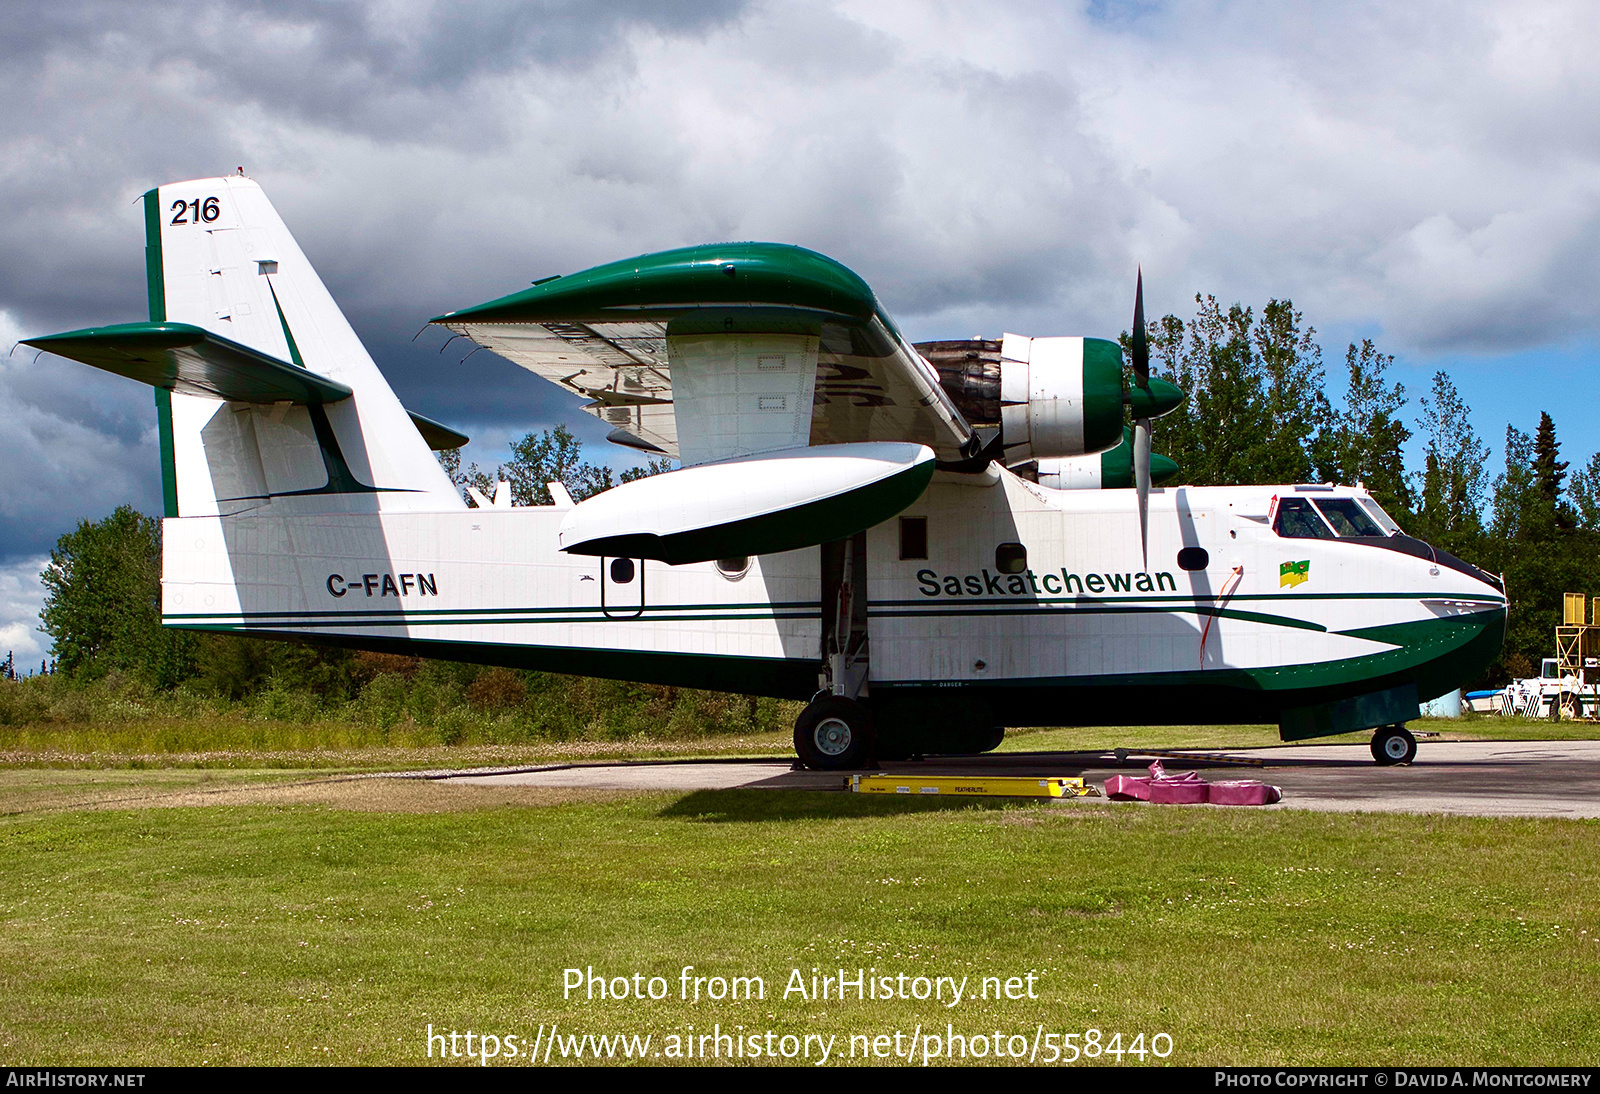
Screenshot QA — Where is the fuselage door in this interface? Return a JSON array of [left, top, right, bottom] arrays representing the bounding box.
[[601, 556, 645, 619]]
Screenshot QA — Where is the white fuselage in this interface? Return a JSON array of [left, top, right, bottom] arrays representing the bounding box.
[[161, 468, 1507, 726]]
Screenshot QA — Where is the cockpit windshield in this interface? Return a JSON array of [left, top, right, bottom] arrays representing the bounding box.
[[1356, 497, 1402, 535], [1270, 491, 1493, 588], [1313, 498, 1385, 537], [1274, 497, 1335, 539], [1273, 495, 1399, 540]]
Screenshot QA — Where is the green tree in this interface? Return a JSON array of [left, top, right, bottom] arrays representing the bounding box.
[[503, 425, 618, 504], [453, 425, 675, 507], [1313, 340, 1411, 521], [1252, 299, 1330, 485], [1477, 416, 1600, 685], [1489, 425, 1535, 541], [1412, 370, 1488, 554], [1530, 412, 1575, 536], [38, 506, 195, 688], [1139, 312, 1203, 479], [1140, 295, 1327, 487], [1183, 296, 1269, 485], [621, 458, 676, 483], [192, 634, 360, 702], [1568, 452, 1600, 530], [434, 446, 464, 488]]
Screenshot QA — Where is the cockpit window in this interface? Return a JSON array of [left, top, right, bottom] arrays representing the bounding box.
[[1274, 497, 1335, 539], [1313, 498, 1386, 537], [1357, 497, 1402, 535]]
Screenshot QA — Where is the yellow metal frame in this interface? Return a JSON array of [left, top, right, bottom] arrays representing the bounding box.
[[1556, 626, 1586, 676], [1554, 593, 1599, 719], [850, 774, 1092, 798]]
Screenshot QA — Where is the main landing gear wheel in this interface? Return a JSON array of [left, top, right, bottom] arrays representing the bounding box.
[[794, 696, 876, 770], [1370, 724, 1417, 766]]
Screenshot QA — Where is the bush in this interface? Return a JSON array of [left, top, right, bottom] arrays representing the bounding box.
[[467, 668, 525, 711], [355, 673, 409, 731], [0, 677, 51, 726], [3, 620, 801, 750], [39, 507, 195, 688]]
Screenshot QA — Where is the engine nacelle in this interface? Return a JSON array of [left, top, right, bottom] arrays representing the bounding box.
[[1035, 427, 1180, 489], [916, 335, 1127, 464], [998, 334, 1128, 463]]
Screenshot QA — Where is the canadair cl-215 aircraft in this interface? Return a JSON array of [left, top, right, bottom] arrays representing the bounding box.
[[25, 176, 1507, 769]]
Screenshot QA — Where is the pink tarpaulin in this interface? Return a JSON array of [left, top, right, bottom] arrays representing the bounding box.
[[1102, 761, 1282, 806], [1104, 775, 1151, 801], [1149, 777, 1209, 804], [1206, 780, 1283, 806]]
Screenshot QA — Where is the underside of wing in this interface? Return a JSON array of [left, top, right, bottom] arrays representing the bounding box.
[[23, 322, 353, 405], [431, 243, 977, 465]]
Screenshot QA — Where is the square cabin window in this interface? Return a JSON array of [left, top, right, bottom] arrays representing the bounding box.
[[995, 542, 1027, 574], [899, 516, 928, 560]]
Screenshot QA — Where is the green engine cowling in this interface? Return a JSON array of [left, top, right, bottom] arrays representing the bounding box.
[[1035, 427, 1179, 489]]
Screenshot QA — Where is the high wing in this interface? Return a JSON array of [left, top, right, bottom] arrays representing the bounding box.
[[431, 243, 979, 466]]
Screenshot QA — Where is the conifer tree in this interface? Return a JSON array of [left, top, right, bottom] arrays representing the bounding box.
[[1530, 411, 1575, 535]]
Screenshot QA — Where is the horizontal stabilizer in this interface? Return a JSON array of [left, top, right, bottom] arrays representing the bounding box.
[[23, 322, 352, 405], [559, 442, 935, 564], [407, 410, 469, 450]]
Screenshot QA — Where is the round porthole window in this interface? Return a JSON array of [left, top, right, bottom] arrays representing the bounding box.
[[609, 557, 636, 584], [715, 557, 751, 580], [1177, 547, 1209, 571]]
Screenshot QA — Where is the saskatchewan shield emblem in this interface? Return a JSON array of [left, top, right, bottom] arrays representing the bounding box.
[[1280, 560, 1310, 588]]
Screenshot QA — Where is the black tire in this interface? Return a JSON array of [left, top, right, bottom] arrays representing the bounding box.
[[1370, 724, 1417, 766], [1557, 692, 1579, 721], [794, 696, 875, 770]]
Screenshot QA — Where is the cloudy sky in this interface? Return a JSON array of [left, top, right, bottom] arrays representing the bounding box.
[[4, 0, 1599, 662]]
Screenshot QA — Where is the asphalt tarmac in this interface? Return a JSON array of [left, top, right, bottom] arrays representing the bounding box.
[[444, 739, 1600, 819]]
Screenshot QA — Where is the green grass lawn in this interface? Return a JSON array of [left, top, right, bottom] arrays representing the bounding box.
[[3, 712, 1593, 774], [0, 777, 1595, 1067]]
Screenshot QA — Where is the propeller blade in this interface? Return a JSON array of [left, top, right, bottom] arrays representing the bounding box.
[[1134, 416, 1151, 570], [1131, 266, 1149, 390]]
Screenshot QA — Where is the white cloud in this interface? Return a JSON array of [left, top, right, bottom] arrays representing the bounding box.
[[5, 0, 1594, 346], [5, 0, 1600, 484], [0, 555, 50, 666], [0, 310, 163, 559]]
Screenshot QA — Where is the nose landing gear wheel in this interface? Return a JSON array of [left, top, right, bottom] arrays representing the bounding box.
[[794, 696, 876, 770], [1370, 724, 1417, 766]]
